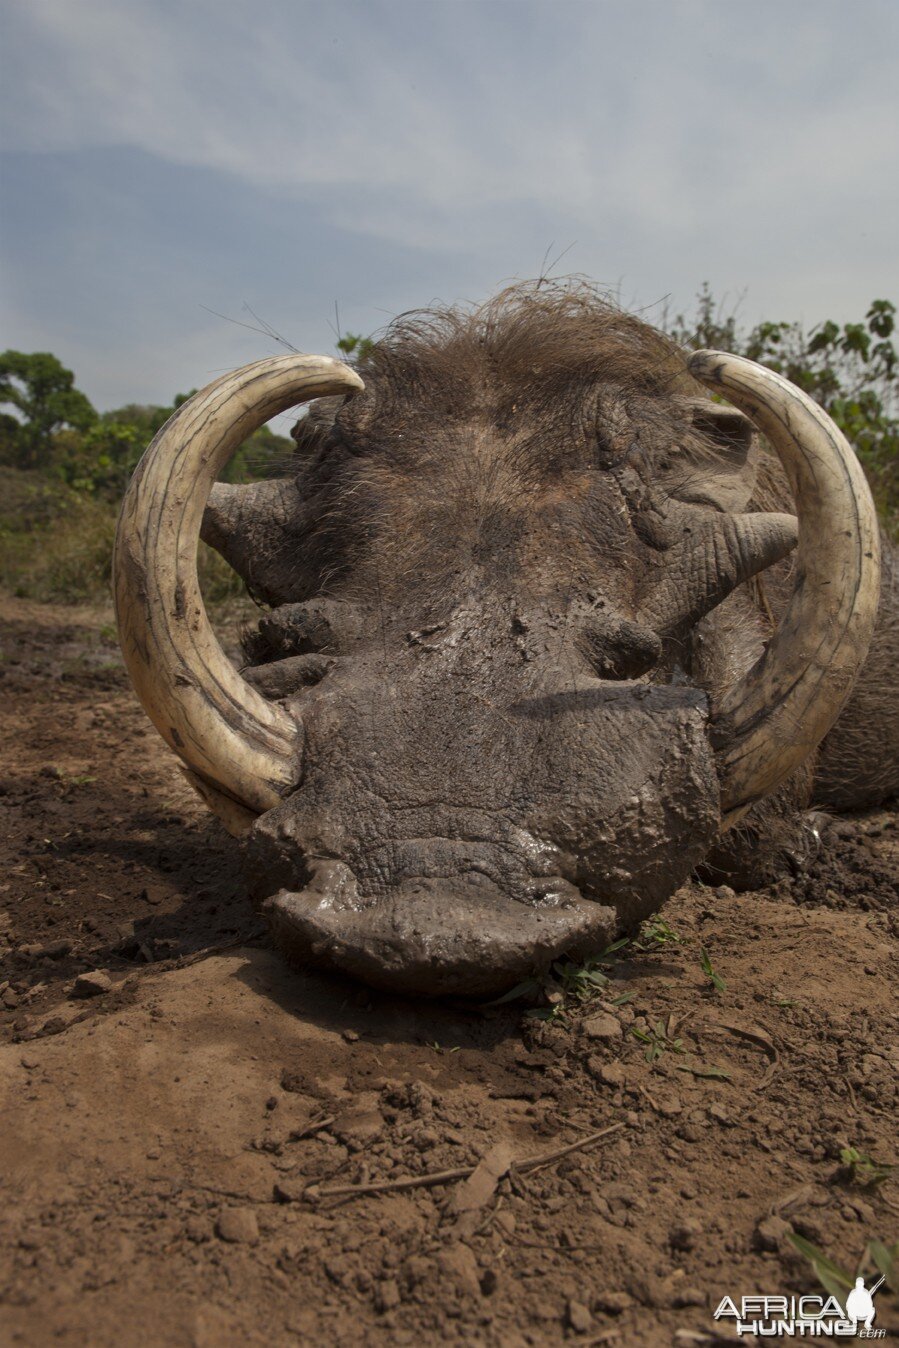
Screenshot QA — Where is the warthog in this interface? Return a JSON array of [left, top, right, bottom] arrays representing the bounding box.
[[114, 284, 898, 995]]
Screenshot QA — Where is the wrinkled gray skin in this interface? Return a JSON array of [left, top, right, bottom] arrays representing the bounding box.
[[201, 287, 899, 996]]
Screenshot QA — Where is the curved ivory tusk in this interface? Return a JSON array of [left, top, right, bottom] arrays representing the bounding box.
[[113, 354, 364, 815], [688, 350, 881, 822]]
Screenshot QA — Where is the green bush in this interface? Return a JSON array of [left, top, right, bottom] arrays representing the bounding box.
[[0, 466, 249, 606], [0, 467, 115, 602]]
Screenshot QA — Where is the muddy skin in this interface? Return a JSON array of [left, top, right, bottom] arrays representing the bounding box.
[[247, 608, 718, 995]]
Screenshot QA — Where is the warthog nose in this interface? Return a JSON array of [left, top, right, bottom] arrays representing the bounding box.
[[263, 865, 618, 998]]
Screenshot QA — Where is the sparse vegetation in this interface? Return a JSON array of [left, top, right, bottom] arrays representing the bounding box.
[[634, 916, 684, 951], [630, 1017, 686, 1064], [0, 346, 296, 605], [485, 937, 629, 1020], [838, 1146, 896, 1188], [0, 467, 246, 604], [787, 1233, 897, 1302], [699, 945, 727, 993]]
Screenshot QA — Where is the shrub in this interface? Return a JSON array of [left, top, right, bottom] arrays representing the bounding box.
[[0, 466, 249, 607]]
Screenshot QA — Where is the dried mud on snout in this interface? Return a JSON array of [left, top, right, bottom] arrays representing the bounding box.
[[1, 596, 897, 1348]]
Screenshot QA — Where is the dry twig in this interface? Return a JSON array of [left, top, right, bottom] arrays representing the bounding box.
[[305, 1121, 626, 1202]]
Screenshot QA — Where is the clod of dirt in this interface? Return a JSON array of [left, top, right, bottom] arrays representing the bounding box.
[[755, 1213, 792, 1251], [592, 1059, 627, 1085], [17, 938, 72, 961], [567, 1298, 593, 1332], [375, 1279, 401, 1313], [582, 1011, 622, 1041], [447, 1142, 514, 1219], [331, 1106, 384, 1150], [436, 1242, 481, 1297], [272, 1178, 305, 1204], [215, 1208, 260, 1245], [592, 1290, 634, 1315], [669, 1218, 702, 1251], [72, 970, 112, 998], [184, 1215, 212, 1243]]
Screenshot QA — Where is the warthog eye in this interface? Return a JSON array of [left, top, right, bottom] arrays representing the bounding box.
[[580, 615, 661, 680]]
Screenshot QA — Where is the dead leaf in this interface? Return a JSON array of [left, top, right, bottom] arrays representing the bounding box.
[[447, 1141, 514, 1216]]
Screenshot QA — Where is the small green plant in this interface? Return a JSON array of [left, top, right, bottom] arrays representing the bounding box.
[[552, 938, 629, 1003], [634, 917, 683, 951], [839, 1146, 896, 1188], [485, 937, 629, 1020], [699, 946, 726, 992], [788, 1233, 896, 1302], [631, 1019, 686, 1064]]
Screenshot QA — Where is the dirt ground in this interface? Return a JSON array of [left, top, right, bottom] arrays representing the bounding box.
[[1, 594, 897, 1348]]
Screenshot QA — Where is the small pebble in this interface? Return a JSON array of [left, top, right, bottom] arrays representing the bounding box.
[[376, 1278, 401, 1312], [567, 1298, 592, 1333], [592, 1290, 633, 1315], [216, 1207, 259, 1245], [755, 1214, 791, 1251], [72, 970, 112, 999]]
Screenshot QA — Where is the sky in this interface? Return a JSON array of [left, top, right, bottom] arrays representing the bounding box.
[[1, 0, 897, 412]]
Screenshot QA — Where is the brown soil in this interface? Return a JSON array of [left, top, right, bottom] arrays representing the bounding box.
[[1, 595, 897, 1348]]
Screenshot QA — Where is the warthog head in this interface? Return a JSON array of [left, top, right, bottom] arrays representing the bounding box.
[[114, 285, 880, 995]]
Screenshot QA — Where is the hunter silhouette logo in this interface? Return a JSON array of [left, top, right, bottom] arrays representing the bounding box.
[[845, 1275, 885, 1332], [714, 1272, 886, 1337]]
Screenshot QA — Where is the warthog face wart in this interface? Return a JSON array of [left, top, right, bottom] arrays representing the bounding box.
[[114, 284, 881, 995]]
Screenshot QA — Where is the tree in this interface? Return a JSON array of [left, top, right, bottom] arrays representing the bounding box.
[[337, 332, 375, 361], [0, 351, 96, 471], [52, 421, 144, 496], [100, 395, 293, 487]]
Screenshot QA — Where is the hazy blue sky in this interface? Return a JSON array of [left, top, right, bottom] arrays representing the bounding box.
[[2, 0, 897, 410]]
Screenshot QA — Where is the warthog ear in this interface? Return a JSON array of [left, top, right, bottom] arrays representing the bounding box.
[[662, 397, 760, 513], [289, 396, 345, 456]]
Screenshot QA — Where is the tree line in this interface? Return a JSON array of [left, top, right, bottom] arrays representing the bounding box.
[[0, 354, 292, 496]]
